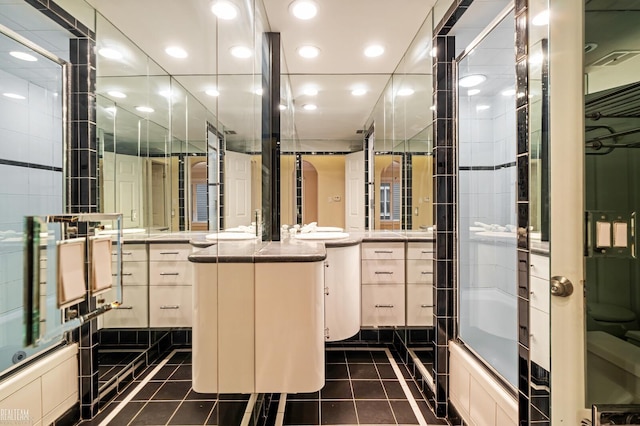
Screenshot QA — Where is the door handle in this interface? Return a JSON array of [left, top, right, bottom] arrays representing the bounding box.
[[551, 276, 574, 297]]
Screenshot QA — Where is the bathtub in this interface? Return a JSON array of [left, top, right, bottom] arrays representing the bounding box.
[[459, 287, 518, 386]]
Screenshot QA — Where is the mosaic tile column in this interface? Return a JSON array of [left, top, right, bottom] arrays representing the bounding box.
[[431, 33, 456, 419], [403, 153, 412, 230]]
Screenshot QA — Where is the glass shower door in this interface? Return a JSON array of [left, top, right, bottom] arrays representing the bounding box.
[[0, 30, 65, 373], [457, 8, 518, 387]]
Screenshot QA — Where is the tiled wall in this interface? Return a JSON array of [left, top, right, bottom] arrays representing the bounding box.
[[432, 30, 456, 419]]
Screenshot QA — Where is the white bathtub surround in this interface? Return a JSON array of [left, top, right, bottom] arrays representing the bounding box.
[[587, 330, 640, 405], [449, 341, 517, 426], [0, 344, 78, 426]]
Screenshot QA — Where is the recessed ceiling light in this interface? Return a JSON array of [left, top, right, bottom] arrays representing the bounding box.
[[105, 106, 117, 113], [302, 104, 317, 111], [165, 46, 188, 58], [303, 87, 318, 96], [298, 45, 320, 58], [206, 88, 220, 97], [3, 92, 25, 100], [476, 105, 490, 111], [98, 47, 123, 60], [9, 51, 37, 62], [532, 9, 549, 26], [501, 88, 516, 96], [364, 45, 384, 58], [136, 106, 154, 113], [430, 48, 437, 58], [230, 46, 252, 58], [289, 0, 317, 20], [467, 89, 480, 96], [397, 88, 415, 96], [255, 88, 263, 96], [459, 74, 486, 88], [429, 105, 436, 111], [107, 90, 126, 98], [351, 88, 367, 96], [211, 0, 239, 20], [159, 89, 173, 98], [279, 104, 287, 110]]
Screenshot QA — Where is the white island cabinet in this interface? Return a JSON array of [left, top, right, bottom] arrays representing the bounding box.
[[191, 243, 326, 394]]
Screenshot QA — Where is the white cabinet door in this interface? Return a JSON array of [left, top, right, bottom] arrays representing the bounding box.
[[361, 284, 405, 326], [406, 284, 434, 326], [149, 286, 192, 327], [103, 285, 148, 328]]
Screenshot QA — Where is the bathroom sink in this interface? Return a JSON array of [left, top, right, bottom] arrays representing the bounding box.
[[97, 228, 146, 235], [294, 232, 350, 240], [205, 232, 258, 241], [315, 226, 343, 232]]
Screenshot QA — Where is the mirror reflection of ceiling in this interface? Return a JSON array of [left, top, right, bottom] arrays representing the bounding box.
[[0, 1, 73, 62], [585, 0, 640, 93], [85, 0, 437, 151]]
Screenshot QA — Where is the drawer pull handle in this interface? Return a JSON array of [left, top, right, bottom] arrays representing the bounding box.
[[115, 306, 133, 310], [160, 305, 180, 310], [375, 304, 394, 308], [374, 250, 394, 254], [160, 251, 180, 255], [420, 271, 431, 275], [160, 272, 179, 276], [421, 250, 432, 254], [112, 272, 132, 276], [420, 304, 431, 308], [375, 271, 393, 275], [113, 252, 132, 256]]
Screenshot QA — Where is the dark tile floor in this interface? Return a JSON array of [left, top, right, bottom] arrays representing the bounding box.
[[97, 350, 145, 389], [80, 348, 447, 426]]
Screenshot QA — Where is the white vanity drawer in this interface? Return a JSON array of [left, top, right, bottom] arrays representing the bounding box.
[[361, 285, 405, 326], [103, 285, 148, 328], [530, 276, 550, 314], [112, 244, 147, 262], [406, 259, 434, 284], [361, 242, 405, 260], [149, 286, 192, 327], [149, 244, 192, 261], [361, 259, 405, 284], [406, 284, 434, 326], [530, 306, 550, 371], [530, 254, 549, 280], [149, 261, 193, 286], [407, 242, 434, 260], [112, 261, 147, 286]]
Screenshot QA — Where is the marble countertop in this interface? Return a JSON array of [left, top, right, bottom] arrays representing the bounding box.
[[188, 240, 327, 263]]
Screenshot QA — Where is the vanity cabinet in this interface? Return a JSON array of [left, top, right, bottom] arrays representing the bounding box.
[[149, 243, 193, 327], [406, 242, 434, 326], [529, 253, 550, 371], [102, 244, 148, 328], [361, 242, 405, 326]]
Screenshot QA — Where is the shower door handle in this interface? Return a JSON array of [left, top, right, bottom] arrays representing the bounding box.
[[550, 276, 574, 297]]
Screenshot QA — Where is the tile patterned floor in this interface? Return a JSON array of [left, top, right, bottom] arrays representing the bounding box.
[[80, 348, 447, 426]]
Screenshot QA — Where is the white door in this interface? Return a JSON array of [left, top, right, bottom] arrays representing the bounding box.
[[548, 0, 588, 423], [345, 151, 365, 231], [224, 150, 252, 228], [103, 152, 143, 228]]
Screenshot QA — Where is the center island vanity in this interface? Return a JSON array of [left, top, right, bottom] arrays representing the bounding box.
[[102, 230, 434, 396]]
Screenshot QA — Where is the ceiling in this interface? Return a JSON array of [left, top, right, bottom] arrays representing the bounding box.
[[85, 0, 436, 150]]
